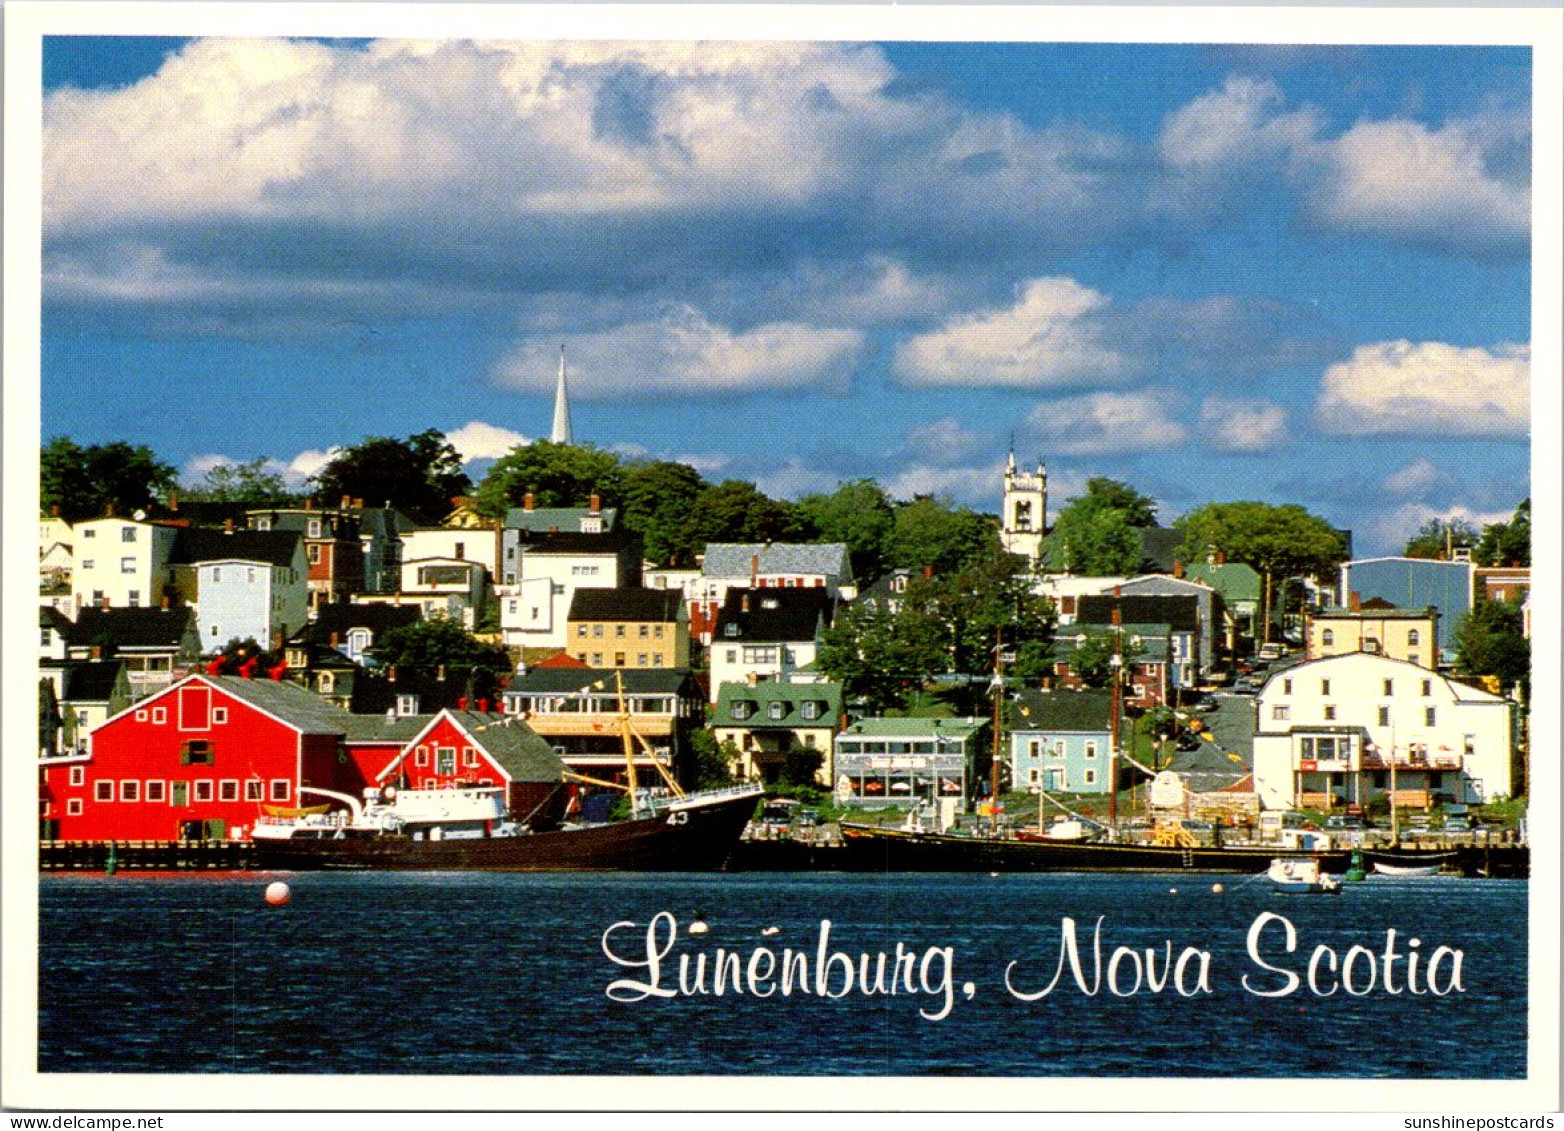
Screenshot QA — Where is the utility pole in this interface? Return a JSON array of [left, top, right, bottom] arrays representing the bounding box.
[[1108, 600, 1122, 835], [990, 625, 1003, 838]]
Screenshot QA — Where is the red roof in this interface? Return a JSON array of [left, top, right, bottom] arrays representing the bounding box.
[[533, 651, 588, 669]]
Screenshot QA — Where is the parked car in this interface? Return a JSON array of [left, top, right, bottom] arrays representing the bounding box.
[[1324, 813, 1371, 831], [1443, 816, 1474, 833]]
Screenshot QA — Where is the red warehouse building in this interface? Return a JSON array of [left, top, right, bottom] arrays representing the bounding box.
[[39, 674, 568, 843]]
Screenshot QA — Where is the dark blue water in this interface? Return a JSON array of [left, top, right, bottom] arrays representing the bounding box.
[[39, 872, 1526, 1077]]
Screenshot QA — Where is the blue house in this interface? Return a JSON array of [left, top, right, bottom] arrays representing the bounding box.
[[1010, 688, 1114, 795], [1339, 557, 1473, 657]]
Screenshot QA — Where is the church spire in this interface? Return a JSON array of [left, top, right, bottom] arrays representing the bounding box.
[[551, 344, 573, 445]]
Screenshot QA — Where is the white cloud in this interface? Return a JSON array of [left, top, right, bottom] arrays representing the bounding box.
[[1159, 77, 1319, 172], [491, 307, 864, 397], [1314, 341, 1529, 436], [287, 447, 342, 480], [1381, 458, 1453, 496], [1310, 114, 1529, 245], [446, 420, 529, 464], [1196, 397, 1289, 452], [1023, 392, 1188, 455], [892, 278, 1136, 388], [754, 458, 842, 501], [882, 461, 1008, 505]]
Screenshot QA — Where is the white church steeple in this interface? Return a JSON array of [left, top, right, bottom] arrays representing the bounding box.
[[551, 345, 573, 445]]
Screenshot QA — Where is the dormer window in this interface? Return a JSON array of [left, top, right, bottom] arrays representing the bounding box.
[[730, 701, 754, 720], [397, 694, 420, 717], [768, 701, 786, 720], [724, 622, 739, 638], [800, 701, 822, 721]]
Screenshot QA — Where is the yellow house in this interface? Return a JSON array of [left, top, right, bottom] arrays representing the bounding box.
[[566, 588, 689, 668], [1305, 602, 1438, 668]]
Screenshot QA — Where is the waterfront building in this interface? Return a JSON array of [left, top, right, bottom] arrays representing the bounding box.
[[1251, 652, 1513, 811], [832, 717, 987, 809], [1010, 688, 1114, 795], [713, 679, 844, 786]]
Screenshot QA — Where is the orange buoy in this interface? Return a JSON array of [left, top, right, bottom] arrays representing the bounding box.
[[264, 881, 291, 907]]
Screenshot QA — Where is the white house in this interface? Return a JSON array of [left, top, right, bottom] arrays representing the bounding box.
[[70, 517, 177, 613], [707, 587, 833, 701], [170, 527, 309, 651], [399, 527, 502, 581], [1251, 653, 1512, 811], [496, 530, 643, 650], [1031, 575, 1128, 626]]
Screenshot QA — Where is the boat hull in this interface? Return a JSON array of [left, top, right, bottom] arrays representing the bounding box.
[[252, 790, 760, 872], [840, 823, 1354, 874]]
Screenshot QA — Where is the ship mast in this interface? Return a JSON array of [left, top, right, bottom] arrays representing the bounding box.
[[1108, 599, 1122, 837], [990, 625, 1004, 838]]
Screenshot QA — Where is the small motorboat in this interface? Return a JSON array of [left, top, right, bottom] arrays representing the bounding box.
[[1268, 856, 1342, 894]]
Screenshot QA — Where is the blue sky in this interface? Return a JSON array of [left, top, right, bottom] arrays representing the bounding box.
[[40, 37, 1531, 555]]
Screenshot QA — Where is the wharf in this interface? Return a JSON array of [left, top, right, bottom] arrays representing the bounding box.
[[40, 839, 257, 872]]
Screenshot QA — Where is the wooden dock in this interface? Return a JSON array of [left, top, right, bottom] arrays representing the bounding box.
[[39, 839, 259, 872]]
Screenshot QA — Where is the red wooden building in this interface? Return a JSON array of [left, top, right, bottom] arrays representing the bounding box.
[[39, 675, 565, 842]]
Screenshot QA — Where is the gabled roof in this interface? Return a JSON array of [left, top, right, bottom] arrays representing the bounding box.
[[204, 674, 357, 734], [66, 606, 197, 650], [340, 712, 437, 744], [703, 543, 851, 581], [505, 506, 618, 533], [357, 507, 420, 539], [40, 607, 74, 635], [1013, 688, 1113, 733], [1076, 593, 1199, 632], [713, 587, 834, 643], [532, 651, 589, 669], [1181, 562, 1262, 603], [714, 680, 844, 728], [568, 587, 683, 623], [505, 667, 697, 696], [438, 712, 564, 783], [170, 528, 303, 568]]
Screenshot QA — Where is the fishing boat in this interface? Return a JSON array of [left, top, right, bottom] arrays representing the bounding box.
[[252, 671, 762, 871], [250, 781, 761, 871], [1368, 853, 1452, 878], [1267, 856, 1342, 894]]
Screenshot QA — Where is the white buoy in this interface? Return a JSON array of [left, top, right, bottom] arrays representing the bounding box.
[[688, 917, 709, 935], [264, 881, 291, 907], [989, 872, 1000, 878], [761, 926, 780, 937], [1168, 887, 1178, 894], [1212, 883, 1226, 894]]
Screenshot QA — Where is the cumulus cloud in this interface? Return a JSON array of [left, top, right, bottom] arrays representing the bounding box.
[[1196, 397, 1289, 452], [882, 461, 1008, 504], [1156, 76, 1528, 251], [1023, 391, 1188, 455], [182, 451, 320, 489], [1314, 341, 1529, 437], [287, 447, 342, 480], [1365, 501, 1514, 554], [491, 307, 864, 397], [900, 418, 996, 467], [446, 420, 529, 463], [892, 278, 1137, 388]]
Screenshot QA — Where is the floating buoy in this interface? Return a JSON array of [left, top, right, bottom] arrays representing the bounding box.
[[1168, 887, 1178, 894], [1211, 883, 1225, 894], [761, 926, 780, 937], [264, 881, 291, 907], [989, 872, 1000, 878], [688, 914, 709, 935]]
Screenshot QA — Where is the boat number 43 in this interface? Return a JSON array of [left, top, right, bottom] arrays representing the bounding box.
[[666, 811, 688, 825]]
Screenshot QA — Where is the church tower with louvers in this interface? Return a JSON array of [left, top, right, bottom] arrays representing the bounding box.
[[1000, 450, 1047, 563]]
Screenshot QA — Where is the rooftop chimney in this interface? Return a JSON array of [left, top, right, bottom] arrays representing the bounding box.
[[100, 597, 110, 611], [523, 492, 535, 512], [750, 553, 759, 588], [922, 564, 934, 581], [160, 595, 171, 611], [589, 493, 601, 515], [105, 505, 115, 518], [169, 492, 179, 512], [224, 518, 235, 533], [1349, 591, 1361, 613], [304, 497, 313, 511], [1173, 560, 1184, 579], [90, 645, 102, 660], [437, 664, 447, 681], [50, 504, 60, 517], [354, 498, 364, 510], [341, 495, 352, 509], [741, 592, 750, 614], [1214, 549, 1226, 565]]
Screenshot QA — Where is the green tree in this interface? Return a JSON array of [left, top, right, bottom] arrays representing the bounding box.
[[184, 457, 296, 505], [686, 729, 738, 790], [679, 479, 810, 548], [1044, 478, 1157, 575], [619, 460, 709, 566], [1174, 501, 1347, 643], [312, 430, 470, 522], [1404, 517, 1480, 560], [41, 436, 177, 516], [817, 598, 948, 714], [887, 496, 996, 575], [1474, 499, 1530, 568], [374, 616, 512, 681], [1062, 632, 1147, 688], [1454, 598, 1529, 698], [473, 441, 626, 518], [936, 541, 1055, 680], [796, 479, 895, 580]]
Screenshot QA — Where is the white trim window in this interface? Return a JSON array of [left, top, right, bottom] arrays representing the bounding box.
[[69, 766, 85, 787], [120, 780, 140, 802], [213, 708, 228, 725], [194, 781, 214, 803], [244, 780, 265, 802], [145, 780, 166, 803], [219, 780, 239, 802], [94, 781, 114, 802], [270, 780, 291, 802], [68, 799, 83, 816]]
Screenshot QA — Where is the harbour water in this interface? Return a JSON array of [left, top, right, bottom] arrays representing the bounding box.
[[38, 871, 1526, 1077]]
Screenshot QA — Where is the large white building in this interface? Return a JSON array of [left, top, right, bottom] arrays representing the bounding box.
[[496, 530, 642, 650], [1251, 653, 1513, 810], [999, 451, 1047, 563], [70, 517, 178, 613]]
